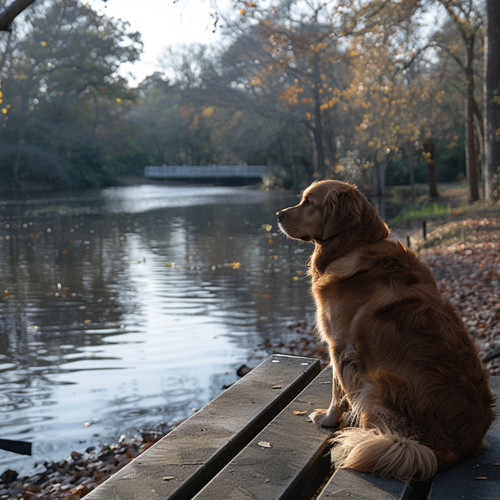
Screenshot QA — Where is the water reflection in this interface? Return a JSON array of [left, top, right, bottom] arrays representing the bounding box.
[[1, 185, 315, 474]]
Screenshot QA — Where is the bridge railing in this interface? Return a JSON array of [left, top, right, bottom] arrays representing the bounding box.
[[144, 165, 271, 179]]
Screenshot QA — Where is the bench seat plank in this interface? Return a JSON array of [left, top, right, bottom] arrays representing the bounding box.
[[194, 366, 334, 500], [317, 470, 407, 499], [427, 376, 500, 500], [85, 354, 320, 500]]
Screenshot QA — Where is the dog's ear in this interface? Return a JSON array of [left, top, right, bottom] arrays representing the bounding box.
[[322, 186, 364, 240]]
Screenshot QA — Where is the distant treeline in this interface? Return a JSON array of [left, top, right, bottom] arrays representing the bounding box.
[[0, 0, 494, 197]]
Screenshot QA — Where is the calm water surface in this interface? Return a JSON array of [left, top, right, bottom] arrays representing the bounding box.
[[0, 184, 317, 474]]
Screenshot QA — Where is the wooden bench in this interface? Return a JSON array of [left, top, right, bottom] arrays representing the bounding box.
[[86, 354, 500, 499]]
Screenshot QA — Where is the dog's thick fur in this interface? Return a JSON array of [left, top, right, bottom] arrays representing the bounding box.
[[276, 180, 495, 481]]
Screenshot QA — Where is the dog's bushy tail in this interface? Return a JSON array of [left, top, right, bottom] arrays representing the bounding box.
[[331, 427, 437, 482]]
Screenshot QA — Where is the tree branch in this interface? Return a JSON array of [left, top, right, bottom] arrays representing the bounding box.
[[0, 0, 38, 32]]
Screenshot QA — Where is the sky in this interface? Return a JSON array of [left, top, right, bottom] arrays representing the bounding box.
[[87, 0, 232, 83]]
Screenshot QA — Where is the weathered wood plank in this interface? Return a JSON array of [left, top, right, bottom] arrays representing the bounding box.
[[194, 366, 334, 500], [85, 354, 320, 500], [427, 376, 500, 500], [317, 468, 408, 500]]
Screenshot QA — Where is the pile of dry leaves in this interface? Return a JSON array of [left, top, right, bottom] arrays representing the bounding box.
[[418, 217, 500, 375]]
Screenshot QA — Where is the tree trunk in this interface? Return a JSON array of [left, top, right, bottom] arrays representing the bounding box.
[[465, 40, 480, 202], [485, 0, 500, 200], [370, 161, 385, 197], [307, 124, 326, 178], [465, 84, 480, 201], [408, 153, 416, 204], [12, 73, 33, 185], [311, 53, 326, 177], [379, 162, 385, 197], [424, 137, 439, 200]]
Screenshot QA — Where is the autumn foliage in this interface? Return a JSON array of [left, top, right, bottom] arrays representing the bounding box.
[[0, 0, 497, 198]]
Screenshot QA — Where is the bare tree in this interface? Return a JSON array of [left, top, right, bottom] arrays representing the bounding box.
[[435, 0, 484, 202]]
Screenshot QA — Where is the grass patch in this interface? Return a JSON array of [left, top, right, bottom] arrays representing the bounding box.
[[391, 201, 461, 224]]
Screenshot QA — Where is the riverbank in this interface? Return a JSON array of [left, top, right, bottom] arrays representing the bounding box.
[[1, 205, 499, 500], [0, 433, 165, 499]]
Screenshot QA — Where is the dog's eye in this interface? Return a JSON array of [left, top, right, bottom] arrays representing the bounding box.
[[303, 197, 312, 206]]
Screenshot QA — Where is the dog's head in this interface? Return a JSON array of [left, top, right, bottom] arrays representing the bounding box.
[[276, 180, 389, 246]]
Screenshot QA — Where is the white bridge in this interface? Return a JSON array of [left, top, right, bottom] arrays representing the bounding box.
[[144, 165, 272, 184]]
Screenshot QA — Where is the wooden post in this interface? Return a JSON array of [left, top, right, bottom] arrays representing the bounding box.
[[423, 220, 427, 240]]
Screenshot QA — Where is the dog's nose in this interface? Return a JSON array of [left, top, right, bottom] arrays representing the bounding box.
[[276, 210, 284, 222]]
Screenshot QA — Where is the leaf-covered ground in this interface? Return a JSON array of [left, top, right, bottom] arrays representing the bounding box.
[[418, 217, 500, 376]]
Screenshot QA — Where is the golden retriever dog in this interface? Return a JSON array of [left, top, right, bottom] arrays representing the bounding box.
[[276, 180, 495, 481]]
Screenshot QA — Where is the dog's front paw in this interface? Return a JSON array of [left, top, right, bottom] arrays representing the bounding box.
[[309, 408, 342, 428]]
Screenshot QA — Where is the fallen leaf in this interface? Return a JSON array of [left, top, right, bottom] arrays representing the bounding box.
[[270, 385, 282, 389], [162, 476, 175, 481], [258, 441, 272, 448], [64, 494, 80, 500], [293, 410, 308, 415]]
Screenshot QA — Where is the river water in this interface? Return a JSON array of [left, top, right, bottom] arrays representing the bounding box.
[[0, 184, 322, 474]]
